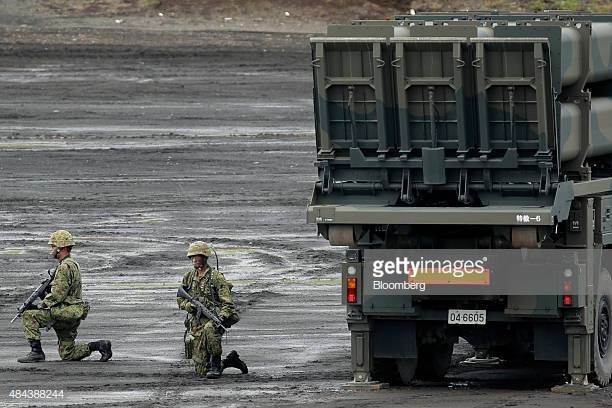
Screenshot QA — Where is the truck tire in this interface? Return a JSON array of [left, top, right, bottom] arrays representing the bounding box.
[[396, 358, 418, 384], [415, 343, 453, 380], [595, 271, 612, 386]]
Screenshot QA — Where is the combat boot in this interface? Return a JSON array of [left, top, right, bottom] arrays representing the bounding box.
[[18, 340, 45, 363], [221, 350, 248, 374], [88, 340, 112, 362], [206, 355, 222, 379]]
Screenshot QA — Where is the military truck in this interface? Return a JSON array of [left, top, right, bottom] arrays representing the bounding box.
[[306, 11, 612, 386]]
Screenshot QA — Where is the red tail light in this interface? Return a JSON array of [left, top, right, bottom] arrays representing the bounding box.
[[563, 280, 572, 306], [347, 277, 357, 303]]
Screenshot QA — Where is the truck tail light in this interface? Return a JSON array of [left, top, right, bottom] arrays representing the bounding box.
[[563, 280, 572, 306], [347, 277, 357, 303]]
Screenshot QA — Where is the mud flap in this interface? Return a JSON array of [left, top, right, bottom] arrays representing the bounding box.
[[534, 323, 567, 361], [373, 320, 417, 359]]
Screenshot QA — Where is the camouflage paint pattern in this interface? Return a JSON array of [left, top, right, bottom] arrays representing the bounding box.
[[590, 23, 612, 84], [307, 12, 612, 384], [560, 98, 612, 161], [308, 14, 612, 228]]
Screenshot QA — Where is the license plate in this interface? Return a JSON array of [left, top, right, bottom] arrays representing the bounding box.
[[448, 309, 486, 325]]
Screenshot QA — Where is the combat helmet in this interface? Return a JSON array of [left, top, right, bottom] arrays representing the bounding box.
[[48, 230, 75, 248], [187, 241, 213, 258]]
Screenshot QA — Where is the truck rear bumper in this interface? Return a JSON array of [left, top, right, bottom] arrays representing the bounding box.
[[308, 179, 612, 226], [309, 204, 558, 225]]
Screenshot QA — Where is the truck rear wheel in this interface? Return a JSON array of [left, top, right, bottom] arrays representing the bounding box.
[[415, 343, 453, 380], [595, 271, 612, 386], [396, 358, 418, 384]]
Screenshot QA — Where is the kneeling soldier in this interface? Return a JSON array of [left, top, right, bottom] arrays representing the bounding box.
[[18, 230, 112, 363], [178, 241, 242, 378]]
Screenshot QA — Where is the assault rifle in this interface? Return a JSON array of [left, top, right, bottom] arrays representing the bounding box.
[[177, 286, 227, 331], [11, 267, 57, 323]]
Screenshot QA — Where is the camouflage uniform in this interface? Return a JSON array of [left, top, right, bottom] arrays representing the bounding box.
[[18, 230, 111, 364], [22, 255, 92, 361], [178, 265, 235, 376]]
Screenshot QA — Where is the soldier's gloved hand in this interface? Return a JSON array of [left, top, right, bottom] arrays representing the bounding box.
[[25, 304, 39, 310], [220, 315, 232, 328], [184, 303, 197, 314]]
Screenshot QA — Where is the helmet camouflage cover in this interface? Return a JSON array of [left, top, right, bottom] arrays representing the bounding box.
[[187, 241, 213, 258], [48, 230, 75, 248]]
